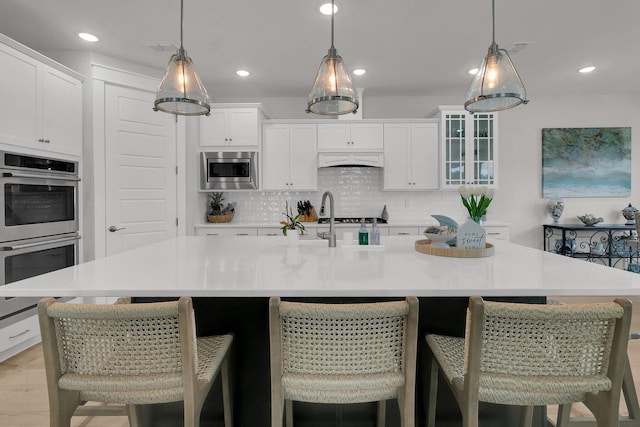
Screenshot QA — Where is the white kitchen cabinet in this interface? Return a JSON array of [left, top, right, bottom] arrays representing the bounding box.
[[194, 227, 257, 237], [262, 123, 317, 191], [317, 123, 383, 151], [483, 225, 510, 242], [383, 122, 439, 190], [432, 106, 498, 189], [0, 297, 80, 362], [388, 226, 423, 236], [0, 36, 83, 156], [0, 314, 40, 362], [257, 227, 283, 237], [200, 106, 262, 148]]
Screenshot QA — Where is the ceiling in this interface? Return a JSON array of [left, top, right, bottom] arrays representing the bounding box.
[[1, 0, 639, 101]]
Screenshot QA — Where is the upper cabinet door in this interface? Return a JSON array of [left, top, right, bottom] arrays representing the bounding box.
[[383, 123, 412, 190], [0, 40, 83, 156], [262, 123, 291, 190], [410, 123, 439, 190], [383, 122, 439, 191], [317, 123, 383, 151], [200, 107, 260, 148], [317, 124, 350, 150], [0, 43, 39, 148], [262, 123, 317, 191], [289, 124, 317, 191], [227, 108, 258, 146], [201, 110, 228, 146], [41, 66, 83, 156], [349, 123, 383, 150]]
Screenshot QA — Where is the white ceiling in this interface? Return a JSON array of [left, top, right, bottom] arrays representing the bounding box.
[[1, 0, 639, 100]]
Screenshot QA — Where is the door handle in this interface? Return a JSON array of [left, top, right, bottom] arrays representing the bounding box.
[[108, 226, 126, 232]]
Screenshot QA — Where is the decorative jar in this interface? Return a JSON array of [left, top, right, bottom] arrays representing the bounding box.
[[622, 203, 638, 225], [547, 199, 565, 223]]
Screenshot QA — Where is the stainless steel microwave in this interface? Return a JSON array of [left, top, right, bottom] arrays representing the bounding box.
[[200, 151, 258, 190]]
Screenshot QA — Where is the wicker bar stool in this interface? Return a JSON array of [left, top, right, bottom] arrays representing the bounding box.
[[269, 296, 419, 427], [426, 296, 632, 427], [38, 296, 233, 427]]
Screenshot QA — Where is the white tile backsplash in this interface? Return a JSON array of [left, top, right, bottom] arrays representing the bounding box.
[[200, 167, 468, 223]]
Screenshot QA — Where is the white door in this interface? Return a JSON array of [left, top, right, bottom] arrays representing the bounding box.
[[104, 84, 177, 256]]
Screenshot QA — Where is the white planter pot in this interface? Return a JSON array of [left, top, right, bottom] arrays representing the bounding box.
[[286, 229, 299, 246]]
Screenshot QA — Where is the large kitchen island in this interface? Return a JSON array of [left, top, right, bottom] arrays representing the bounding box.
[[3, 235, 640, 427]]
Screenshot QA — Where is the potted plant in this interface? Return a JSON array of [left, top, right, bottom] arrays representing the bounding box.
[[280, 201, 305, 240], [207, 192, 235, 223]]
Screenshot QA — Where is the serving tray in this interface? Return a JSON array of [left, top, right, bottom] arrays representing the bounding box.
[[415, 239, 494, 258]]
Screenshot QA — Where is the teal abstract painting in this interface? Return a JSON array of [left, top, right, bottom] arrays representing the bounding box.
[[542, 127, 631, 198]]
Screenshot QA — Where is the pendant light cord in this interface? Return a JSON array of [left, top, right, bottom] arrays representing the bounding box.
[[180, 0, 184, 50], [330, 0, 335, 50], [491, 0, 495, 45]]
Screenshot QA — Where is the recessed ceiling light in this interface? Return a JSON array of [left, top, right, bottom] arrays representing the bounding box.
[[352, 69, 366, 76], [236, 70, 250, 77], [319, 2, 338, 15], [578, 66, 596, 74], [468, 68, 479, 75], [78, 32, 99, 42]]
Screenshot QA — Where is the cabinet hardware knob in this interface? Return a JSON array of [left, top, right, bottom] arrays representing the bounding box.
[[44, 139, 50, 143], [38, 138, 45, 142]]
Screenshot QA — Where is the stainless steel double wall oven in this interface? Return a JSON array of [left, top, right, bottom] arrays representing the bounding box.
[[0, 151, 79, 327]]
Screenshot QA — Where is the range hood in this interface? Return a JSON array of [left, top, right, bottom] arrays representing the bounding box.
[[318, 152, 383, 168]]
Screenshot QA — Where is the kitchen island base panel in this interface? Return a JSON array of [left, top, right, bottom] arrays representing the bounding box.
[[132, 296, 546, 427]]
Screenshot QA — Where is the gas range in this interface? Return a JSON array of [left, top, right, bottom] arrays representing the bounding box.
[[317, 217, 388, 225]]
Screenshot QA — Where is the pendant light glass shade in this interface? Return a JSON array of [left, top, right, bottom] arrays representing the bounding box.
[[307, 48, 359, 115], [464, 0, 528, 113], [306, 0, 358, 115], [154, 0, 210, 116]]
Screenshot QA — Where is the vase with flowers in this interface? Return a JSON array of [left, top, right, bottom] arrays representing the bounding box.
[[459, 186, 494, 224], [280, 201, 305, 245]]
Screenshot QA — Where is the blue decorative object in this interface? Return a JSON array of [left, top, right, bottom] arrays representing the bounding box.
[[431, 215, 459, 246], [627, 263, 640, 274]]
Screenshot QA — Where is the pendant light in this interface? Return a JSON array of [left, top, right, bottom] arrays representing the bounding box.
[[306, 0, 358, 115], [154, 0, 210, 116], [464, 0, 528, 113]]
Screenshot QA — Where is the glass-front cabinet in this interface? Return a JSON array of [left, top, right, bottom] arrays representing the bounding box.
[[432, 106, 497, 189]]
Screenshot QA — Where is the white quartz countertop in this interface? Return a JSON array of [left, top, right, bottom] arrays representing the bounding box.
[[2, 236, 639, 298]]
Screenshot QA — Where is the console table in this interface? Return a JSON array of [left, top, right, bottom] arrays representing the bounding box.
[[543, 223, 638, 268]]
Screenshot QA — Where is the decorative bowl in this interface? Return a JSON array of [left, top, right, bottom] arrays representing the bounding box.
[[577, 214, 604, 226], [424, 232, 457, 248]]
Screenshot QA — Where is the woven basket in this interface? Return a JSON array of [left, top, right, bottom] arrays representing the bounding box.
[[207, 213, 234, 223]]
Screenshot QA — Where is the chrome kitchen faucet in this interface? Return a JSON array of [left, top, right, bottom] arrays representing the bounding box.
[[317, 191, 336, 247]]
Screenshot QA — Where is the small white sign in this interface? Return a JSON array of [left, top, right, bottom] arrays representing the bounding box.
[[457, 220, 486, 249]]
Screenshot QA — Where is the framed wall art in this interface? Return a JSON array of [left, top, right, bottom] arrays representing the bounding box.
[[542, 127, 631, 198]]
